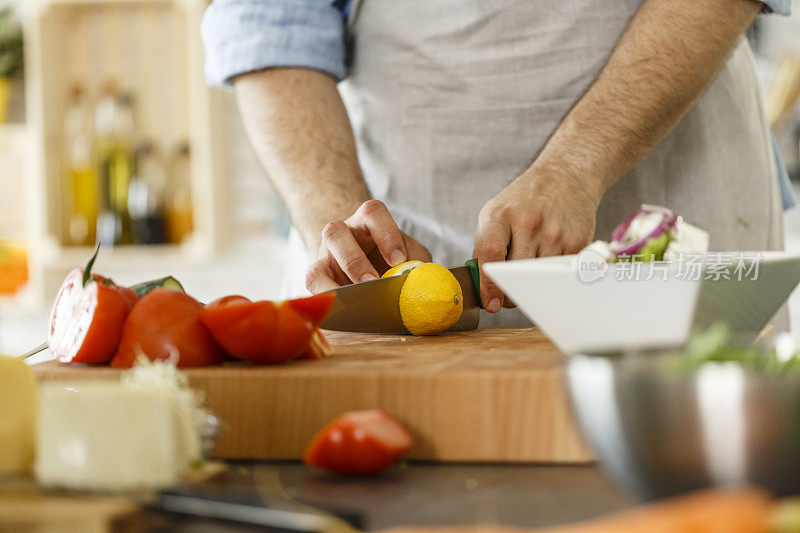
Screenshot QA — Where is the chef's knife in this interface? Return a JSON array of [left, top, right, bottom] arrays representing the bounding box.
[[146, 487, 361, 532], [319, 259, 482, 334]]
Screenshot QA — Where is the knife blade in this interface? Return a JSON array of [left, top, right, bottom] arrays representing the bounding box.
[[319, 264, 481, 334]]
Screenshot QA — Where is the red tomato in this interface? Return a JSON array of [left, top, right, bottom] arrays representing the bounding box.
[[208, 295, 252, 307], [300, 330, 332, 360], [268, 302, 315, 361], [199, 296, 279, 362], [303, 410, 413, 475], [288, 293, 336, 360], [48, 268, 138, 364], [288, 293, 336, 327], [111, 288, 225, 368], [200, 296, 316, 363]]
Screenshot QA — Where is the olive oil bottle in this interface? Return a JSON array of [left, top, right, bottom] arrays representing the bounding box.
[[95, 83, 135, 246], [128, 143, 167, 245], [166, 142, 194, 243], [64, 85, 97, 245]]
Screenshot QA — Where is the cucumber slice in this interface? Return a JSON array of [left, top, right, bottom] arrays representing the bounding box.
[[129, 276, 185, 298]]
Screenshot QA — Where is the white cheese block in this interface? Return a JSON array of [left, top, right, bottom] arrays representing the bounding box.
[[0, 356, 37, 476], [35, 382, 200, 491], [582, 240, 616, 263], [664, 218, 711, 262]]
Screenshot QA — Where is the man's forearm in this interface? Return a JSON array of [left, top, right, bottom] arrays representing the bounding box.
[[529, 0, 762, 197], [234, 68, 371, 251]]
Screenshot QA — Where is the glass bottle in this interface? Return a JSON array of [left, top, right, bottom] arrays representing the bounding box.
[[128, 142, 167, 245], [95, 82, 135, 246], [166, 142, 194, 244], [64, 84, 98, 246]]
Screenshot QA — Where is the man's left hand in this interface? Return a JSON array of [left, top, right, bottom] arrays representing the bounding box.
[[474, 166, 601, 312]]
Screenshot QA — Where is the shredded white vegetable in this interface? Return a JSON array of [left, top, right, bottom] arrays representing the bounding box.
[[120, 353, 210, 435]]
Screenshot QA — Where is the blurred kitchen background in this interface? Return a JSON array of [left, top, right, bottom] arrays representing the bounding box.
[[1, 0, 800, 355]]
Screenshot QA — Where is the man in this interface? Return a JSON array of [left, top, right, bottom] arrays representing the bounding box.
[[203, 0, 793, 325]]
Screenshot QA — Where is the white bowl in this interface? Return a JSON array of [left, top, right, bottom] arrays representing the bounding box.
[[483, 251, 800, 354]]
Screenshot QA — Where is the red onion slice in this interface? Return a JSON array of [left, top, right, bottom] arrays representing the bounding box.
[[610, 205, 678, 256], [610, 210, 642, 244], [641, 204, 678, 228]]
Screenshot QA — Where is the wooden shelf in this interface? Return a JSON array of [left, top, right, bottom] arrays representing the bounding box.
[[0, 123, 28, 154], [35, 0, 193, 9], [46, 243, 190, 266], [40, 236, 288, 304], [0, 122, 27, 141], [0, 123, 29, 245], [23, 0, 232, 303]]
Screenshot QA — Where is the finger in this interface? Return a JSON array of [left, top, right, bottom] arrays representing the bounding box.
[[321, 220, 380, 283], [474, 221, 511, 313], [506, 229, 538, 262], [505, 228, 536, 309], [537, 225, 564, 258], [367, 247, 390, 275], [304, 259, 340, 294], [562, 234, 590, 255], [354, 200, 408, 267], [328, 258, 355, 286]]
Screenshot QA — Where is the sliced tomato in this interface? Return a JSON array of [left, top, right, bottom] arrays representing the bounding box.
[[111, 288, 225, 368], [288, 293, 336, 327], [268, 302, 315, 362], [300, 330, 332, 360], [303, 410, 413, 475], [199, 296, 279, 362], [48, 268, 139, 364], [287, 293, 335, 360], [207, 295, 252, 307], [200, 296, 315, 364]]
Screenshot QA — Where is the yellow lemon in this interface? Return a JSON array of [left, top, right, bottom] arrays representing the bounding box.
[[382, 260, 424, 278], [399, 263, 463, 336]]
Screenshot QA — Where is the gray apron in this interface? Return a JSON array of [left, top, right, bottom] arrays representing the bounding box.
[[284, 0, 784, 326]]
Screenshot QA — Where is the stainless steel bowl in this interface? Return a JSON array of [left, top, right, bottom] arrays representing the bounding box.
[[566, 351, 800, 500]]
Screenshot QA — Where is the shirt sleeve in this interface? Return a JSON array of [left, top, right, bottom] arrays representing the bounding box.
[[201, 0, 348, 89], [760, 0, 791, 15]]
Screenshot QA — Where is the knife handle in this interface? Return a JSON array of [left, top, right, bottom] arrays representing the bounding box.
[[465, 258, 483, 309]]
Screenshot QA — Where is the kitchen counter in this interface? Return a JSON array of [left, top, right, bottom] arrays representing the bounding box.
[[251, 462, 632, 530], [19, 327, 630, 530], [116, 461, 634, 531]]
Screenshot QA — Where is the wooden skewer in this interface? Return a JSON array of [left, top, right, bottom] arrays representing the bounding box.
[[17, 341, 48, 361]]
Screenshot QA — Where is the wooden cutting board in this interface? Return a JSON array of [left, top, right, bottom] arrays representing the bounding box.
[[32, 327, 593, 463]]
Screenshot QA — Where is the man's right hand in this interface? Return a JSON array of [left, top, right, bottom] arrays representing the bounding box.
[[305, 200, 432, 293]]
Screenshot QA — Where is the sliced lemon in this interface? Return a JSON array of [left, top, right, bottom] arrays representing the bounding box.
[[381, 260, 424, 278], [399, 263, 463, 336]]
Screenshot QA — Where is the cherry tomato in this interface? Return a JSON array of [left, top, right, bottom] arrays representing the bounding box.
[[48, 268, 138, 364], [111, 288, 225, 368], [303, 410, 413, 475], [288, 293, 336, 327]]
